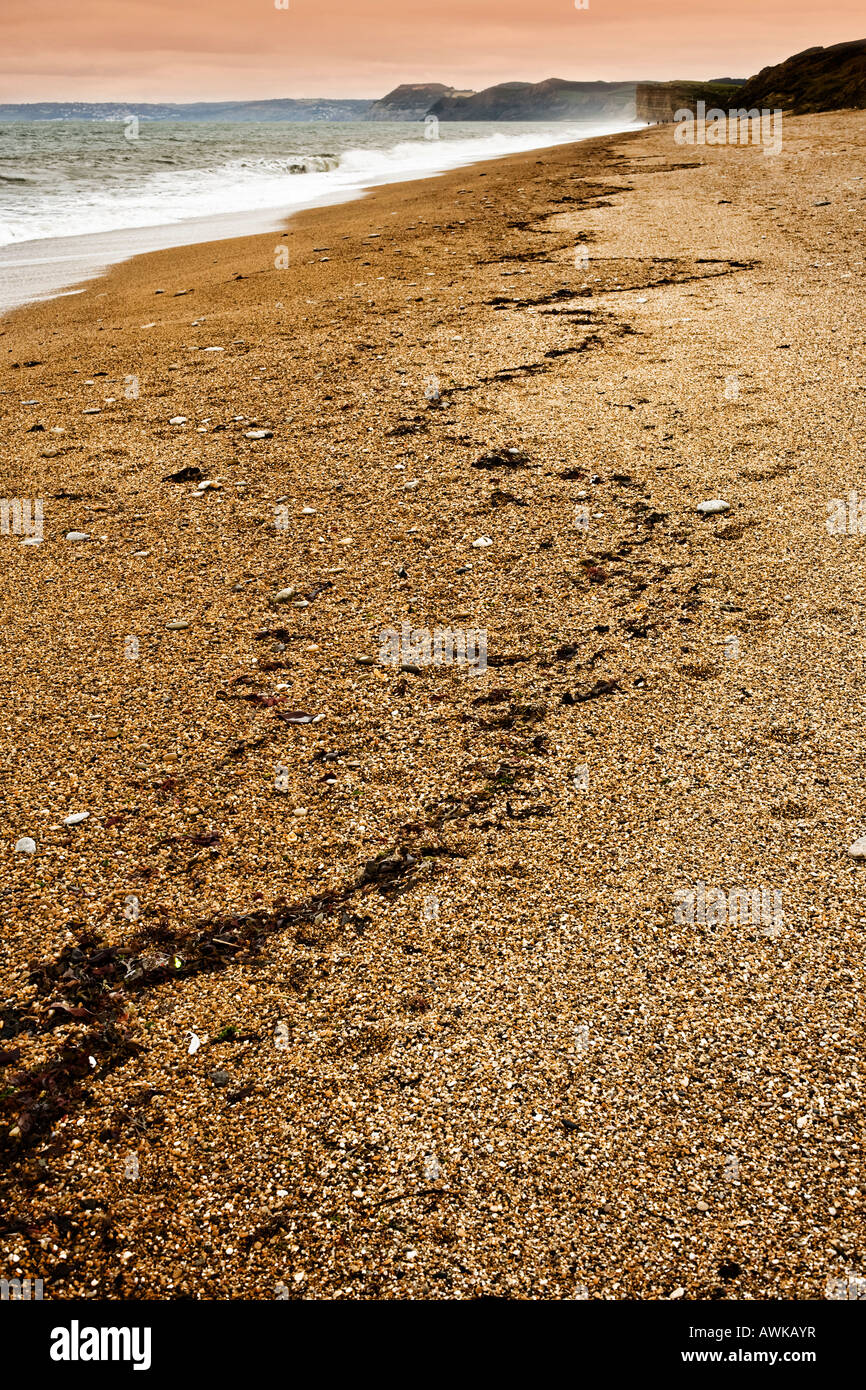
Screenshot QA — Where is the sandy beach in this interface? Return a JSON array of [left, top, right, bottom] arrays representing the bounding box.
[[1, 111, 865, 1301]]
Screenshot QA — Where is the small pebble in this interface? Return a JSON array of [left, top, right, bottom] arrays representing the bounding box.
[[696, 499, 730, 516], [14, 837, 36, 854], [63, 812, 90, 826]]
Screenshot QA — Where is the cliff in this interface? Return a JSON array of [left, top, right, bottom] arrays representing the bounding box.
[[636, 81, 745, 124], [735, 39, 866, 114]]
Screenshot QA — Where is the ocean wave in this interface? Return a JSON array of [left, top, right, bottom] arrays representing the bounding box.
[[0, 120, 640, 247]]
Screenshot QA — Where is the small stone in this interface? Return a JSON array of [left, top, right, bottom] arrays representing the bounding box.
[[847, 836, 866, 858], [301, 507, 316, 516], [20, 536, 42, 546], [210, 1070, 230, 1087], [696, 499, 730, 516], [472, 536, 493, 548], [166, 620, 191, 630], [355, 655, 374, 666], [272, 588, 296, 603], [244, 429, 273, 439], [63, 812, 90, 826], [696, 1200, 709, 1211], [169, 416, 187, 424], [65, 531, 90, 542], [14, 837, 36, 854], [82, 408, 101, 415], [403, 480, 420, 491]]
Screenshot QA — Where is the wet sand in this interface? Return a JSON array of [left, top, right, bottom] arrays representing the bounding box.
[[1, 110, 865, 1300]]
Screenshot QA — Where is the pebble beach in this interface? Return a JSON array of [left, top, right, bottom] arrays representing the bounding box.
[[1, 110, 864, 1301]]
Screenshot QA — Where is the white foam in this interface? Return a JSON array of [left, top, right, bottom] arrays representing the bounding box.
[[0, 121, 640, 247]]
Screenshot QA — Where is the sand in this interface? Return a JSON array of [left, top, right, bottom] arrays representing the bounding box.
[[0, 111, 864, 1301]]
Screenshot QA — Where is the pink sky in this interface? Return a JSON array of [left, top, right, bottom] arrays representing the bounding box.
[[1, 0, 862, 102]]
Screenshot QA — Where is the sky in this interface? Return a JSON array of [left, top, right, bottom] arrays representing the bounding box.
[[1, 0, 862, 103]]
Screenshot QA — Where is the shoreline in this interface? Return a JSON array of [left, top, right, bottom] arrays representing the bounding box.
[[1, 111, 865, 1300], [0, 118, 643, 314]]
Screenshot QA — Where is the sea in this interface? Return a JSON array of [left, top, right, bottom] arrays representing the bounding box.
[[0, 117, 640, 313]]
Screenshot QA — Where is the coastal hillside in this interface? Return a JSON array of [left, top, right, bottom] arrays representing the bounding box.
[[0, 98, 372, 122], [735, 39, 866, 113], [430, 77, 636, 121], [2, 45, 864, 127], [364, 84, 474, 121]]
